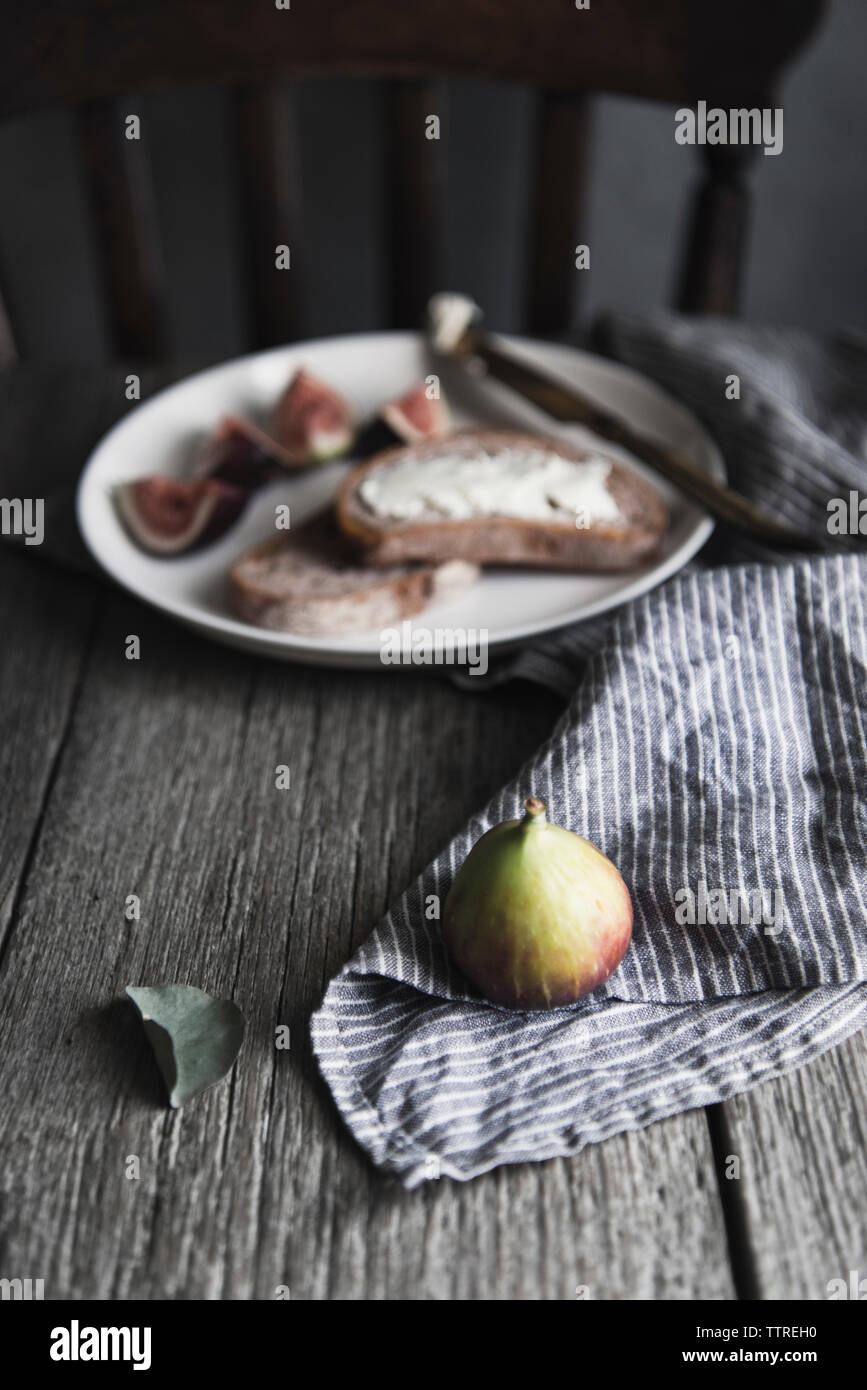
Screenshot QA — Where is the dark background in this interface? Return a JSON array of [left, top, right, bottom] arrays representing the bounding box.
[[0, 0, 863, 363]]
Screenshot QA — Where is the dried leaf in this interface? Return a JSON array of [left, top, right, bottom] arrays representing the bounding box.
[[126, 984, 245, 1108]]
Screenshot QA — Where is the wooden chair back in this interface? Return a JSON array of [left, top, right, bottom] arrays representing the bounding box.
[[0, 0, 828, 360]]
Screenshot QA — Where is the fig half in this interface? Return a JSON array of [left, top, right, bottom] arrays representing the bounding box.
[[443, 797, 633, 1010], [356, 382, 452, 457], [116, 475, 247, 555], [196, 413, 295, 487], [271, 368, 355, 464]]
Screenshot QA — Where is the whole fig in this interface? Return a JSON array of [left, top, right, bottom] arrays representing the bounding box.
[[443, 797, 632, 1010]]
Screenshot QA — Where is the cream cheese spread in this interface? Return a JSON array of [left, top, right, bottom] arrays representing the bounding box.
[[359, 445, 624, 525]]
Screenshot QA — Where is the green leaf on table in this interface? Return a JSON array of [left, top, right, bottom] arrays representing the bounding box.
[[126, 984, 245, 1108]]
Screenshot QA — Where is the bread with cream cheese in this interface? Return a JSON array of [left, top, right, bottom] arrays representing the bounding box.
[[336, 430, 668, 571]]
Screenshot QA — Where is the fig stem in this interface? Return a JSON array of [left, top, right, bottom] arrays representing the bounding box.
[[522, 797, 547, 823]]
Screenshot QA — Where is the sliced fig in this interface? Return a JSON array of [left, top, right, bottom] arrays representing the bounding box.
[[270, 369, 355, 465], [356, 382, 452, 457], [116, 475, 247, 555], [196, 414, 293, 489]]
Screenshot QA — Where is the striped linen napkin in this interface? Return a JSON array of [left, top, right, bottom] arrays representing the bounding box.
[[310, 313, 867, 1187]]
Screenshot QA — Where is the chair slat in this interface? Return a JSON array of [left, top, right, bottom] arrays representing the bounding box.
[[525, 90, 591, 337], [0, 288, 17, 367], [675, 145, 755, 315], [234, 83, 304, 348], [384, 81, 445, 329], [78, 99, 167, 358]]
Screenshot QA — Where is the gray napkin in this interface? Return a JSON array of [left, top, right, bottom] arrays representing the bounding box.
[[311, 313, 867, 1187]]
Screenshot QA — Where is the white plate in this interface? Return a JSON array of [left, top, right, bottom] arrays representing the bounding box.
[[76, 331, 722, 668]]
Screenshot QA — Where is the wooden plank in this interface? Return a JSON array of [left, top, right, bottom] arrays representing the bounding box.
[[524, 91, 591, 337], [383, 81, 445, 328], [78, 98, 167, 357], [0, 573, 733, 1298], [234, 83, 305, 348], [713, 1032, 867, 1299], [0, 549, 101, 963], [304, 1114, 735, 1300]]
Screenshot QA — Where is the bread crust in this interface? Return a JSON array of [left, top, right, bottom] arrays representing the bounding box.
[[336, 429, 667, 571]]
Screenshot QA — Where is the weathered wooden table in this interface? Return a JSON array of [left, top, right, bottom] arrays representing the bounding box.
[[1, 368, 865, 1300]]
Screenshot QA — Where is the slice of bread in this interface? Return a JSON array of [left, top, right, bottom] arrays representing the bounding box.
[[336, 429, 667, 571], [228, 512, 478, 637]]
